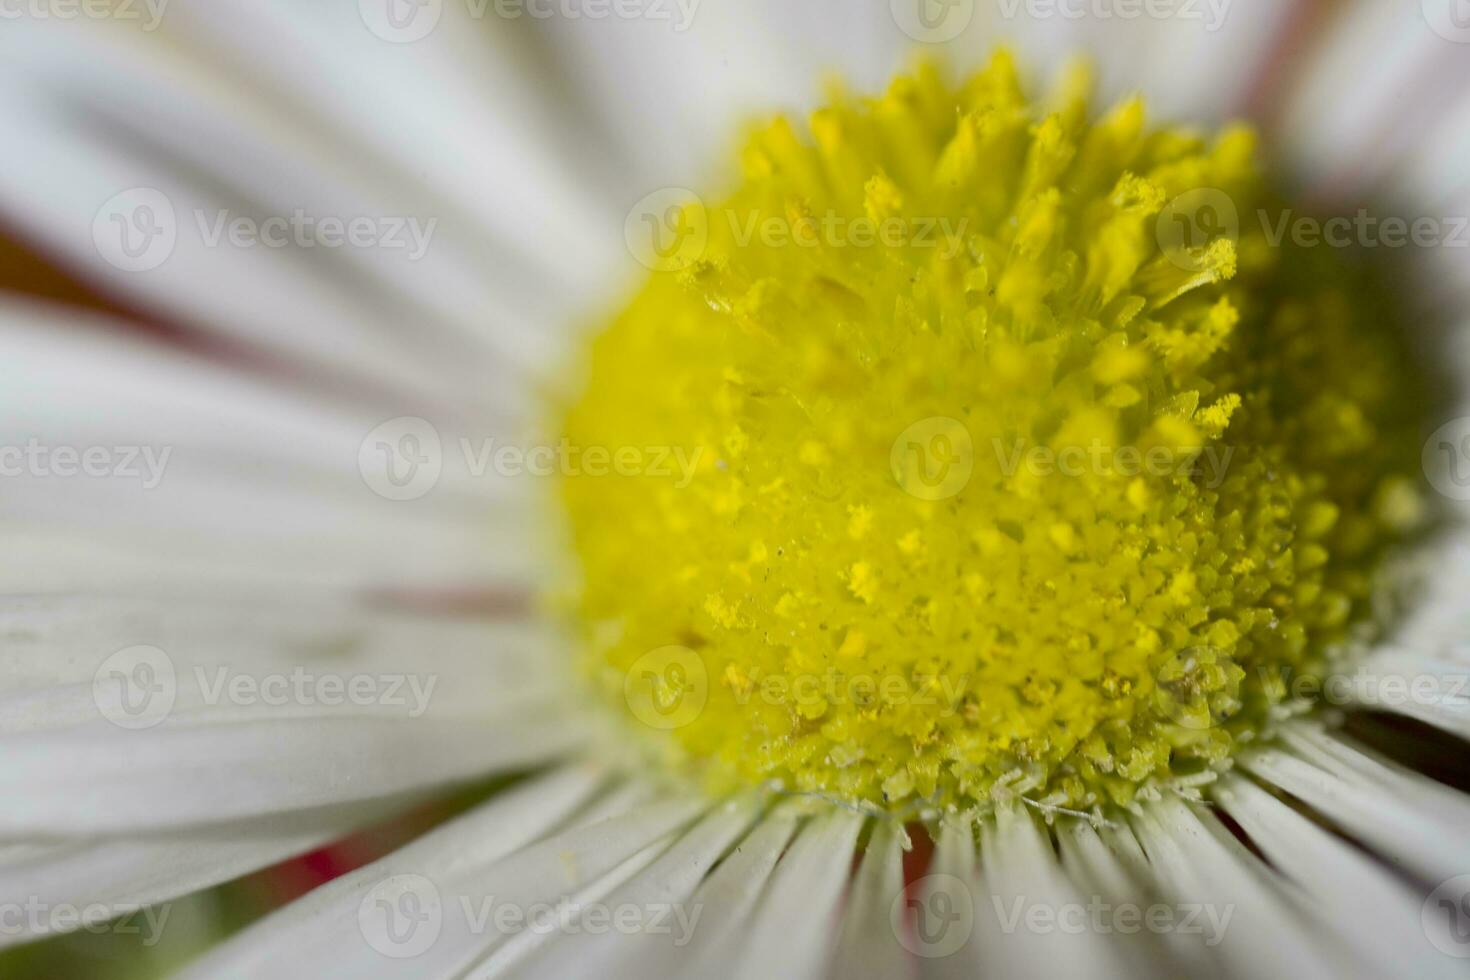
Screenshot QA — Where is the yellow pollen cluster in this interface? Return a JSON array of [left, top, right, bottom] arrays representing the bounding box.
[[559, 54, 1424, 816]]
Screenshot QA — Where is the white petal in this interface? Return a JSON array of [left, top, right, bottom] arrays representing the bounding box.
[[1277, 0, 1470, 203], [0, 11, 617, 403], [611, 808, 800, 979], [483, 798, 758, 979], [0, 803, 378, 949], [0, 301, 548, 595], [0, 596, 584, 833], [1214, 773, 1461, 978], [201, 791, 702, 979], [970, 805, 1130, 978], [1056, 819, 1204, 974], [542, 0, 1307, 205], [826, 820, 911, 980], [175, 765, 611, 979], [720, 809, 864, 980], [1130, 798, 1359, 979], [539, 0, 910, 190], [1336, 647, 1470, 739], [1245, 723, 1470, 882]]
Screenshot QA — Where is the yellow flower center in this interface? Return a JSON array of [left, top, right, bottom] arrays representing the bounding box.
[[558, 54, 1424, 817]]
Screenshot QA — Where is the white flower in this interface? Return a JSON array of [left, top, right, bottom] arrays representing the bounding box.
[[2, 2, 1470, 977]]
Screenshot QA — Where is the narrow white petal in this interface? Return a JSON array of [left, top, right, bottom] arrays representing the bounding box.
[[1338, 647, 1470, 739], [1132, 797, 1365, 979], [827, 820, 912, 980], [1246, 724, 1470, 882], [1277, 0, 1470, 201], [484, 798, 758, 979], [0, 302, 548, 595], [969, 805, 1130, 978], [619, 809, 800, 979], [1215, 774, 1461, 978], [0, 594, 585, 833], [175, 766, 610, 979], [0, 12, 617, 402], [1056, 820, 1203, 974], [539, 0, 908, 189], [0, 803, 378, 949]]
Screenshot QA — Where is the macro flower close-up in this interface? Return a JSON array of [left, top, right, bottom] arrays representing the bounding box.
[[5, 1, 1470, 977]]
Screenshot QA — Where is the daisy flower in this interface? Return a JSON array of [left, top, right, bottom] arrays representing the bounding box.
[[3, 1, 1470, 977]]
